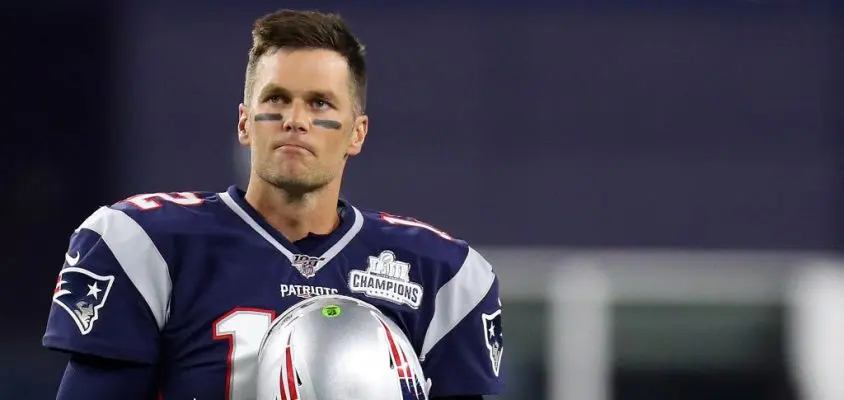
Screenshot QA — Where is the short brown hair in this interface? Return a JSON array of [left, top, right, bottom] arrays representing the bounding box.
[[244, 10, 367, 113]]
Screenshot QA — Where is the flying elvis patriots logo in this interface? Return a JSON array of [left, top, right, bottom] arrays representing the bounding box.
[[482, 309, 503, 377], [53, 265, 115, 335], [378, 319, 427, 399], [400, 372, 428, 400]]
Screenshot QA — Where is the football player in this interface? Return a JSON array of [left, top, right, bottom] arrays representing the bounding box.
[[43, 9, 503, 400], [256, 294, 430, 399]]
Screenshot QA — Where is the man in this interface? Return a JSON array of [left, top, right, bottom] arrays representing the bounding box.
[[43, 9, 504, 400]]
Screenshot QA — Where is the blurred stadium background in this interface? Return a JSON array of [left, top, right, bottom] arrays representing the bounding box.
[[2, 1, 842, 399]]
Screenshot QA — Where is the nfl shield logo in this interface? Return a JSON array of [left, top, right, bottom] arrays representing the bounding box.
[[291, 254, 324, 278]]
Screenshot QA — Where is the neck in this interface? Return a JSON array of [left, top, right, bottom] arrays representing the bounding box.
[[244, 175, 342, 242]]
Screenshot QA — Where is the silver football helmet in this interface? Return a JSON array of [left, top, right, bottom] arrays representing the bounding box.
[[256, 294, 430, 400]]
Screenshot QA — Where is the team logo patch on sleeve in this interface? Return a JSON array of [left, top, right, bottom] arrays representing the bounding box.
[[481, 309, 503, 377], [53, 267, 115, 335], [348, 251, 423, 309]]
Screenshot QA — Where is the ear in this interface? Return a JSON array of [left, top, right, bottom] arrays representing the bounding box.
[[237, 103, 250, 146], [346, 114, 368, 157]]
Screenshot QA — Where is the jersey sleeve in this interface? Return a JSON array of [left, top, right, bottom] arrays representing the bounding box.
[[57, 355, 157, 400], [43, 206, 172, 364], [419, 247, 505, 397]]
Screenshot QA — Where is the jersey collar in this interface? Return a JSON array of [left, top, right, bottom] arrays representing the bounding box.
[[219, 185, 363, 274]]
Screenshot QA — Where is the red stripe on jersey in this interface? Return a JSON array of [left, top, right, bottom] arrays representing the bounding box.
[[285, 335, 299, 400]]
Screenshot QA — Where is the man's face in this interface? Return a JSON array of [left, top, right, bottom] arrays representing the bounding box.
[[238, 49, 368, 194]]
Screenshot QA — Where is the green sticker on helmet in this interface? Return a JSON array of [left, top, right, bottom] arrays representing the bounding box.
[[322, 305, 342, 318]]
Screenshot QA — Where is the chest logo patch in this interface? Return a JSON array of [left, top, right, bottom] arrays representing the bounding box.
[[348, 250, 423, 309], [291, 254, 325, 278]]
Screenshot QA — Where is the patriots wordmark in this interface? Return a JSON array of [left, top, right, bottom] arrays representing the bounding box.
[[280, 284, 338, 299]]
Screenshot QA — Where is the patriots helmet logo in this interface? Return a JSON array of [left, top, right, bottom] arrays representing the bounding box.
[[481, 309, 503, 377], [53, 267, 115, 335], [400, 371, 428, 400], [378, 319, 428, 399]]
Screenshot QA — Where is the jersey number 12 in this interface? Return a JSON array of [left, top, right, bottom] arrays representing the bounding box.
[[213, 308, 276, 400]]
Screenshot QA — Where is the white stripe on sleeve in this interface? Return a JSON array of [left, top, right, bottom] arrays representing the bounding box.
[[420, 247, 496, 359], [79, 207, 172, 329]]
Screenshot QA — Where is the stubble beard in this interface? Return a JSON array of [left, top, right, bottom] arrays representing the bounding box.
[[258, 161, 334, 198]]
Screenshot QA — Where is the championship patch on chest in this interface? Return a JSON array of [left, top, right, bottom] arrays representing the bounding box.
[[348, 250, 423, 309]]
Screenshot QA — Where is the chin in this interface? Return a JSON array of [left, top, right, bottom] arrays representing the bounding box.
[[258, 164, 333, 192], [262, 173, 322, 194]]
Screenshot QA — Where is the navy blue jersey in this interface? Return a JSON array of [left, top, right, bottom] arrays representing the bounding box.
[[43, 186, 504, 399]]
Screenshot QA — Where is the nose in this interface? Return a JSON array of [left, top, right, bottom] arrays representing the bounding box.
[[282, 102, 309, 133]]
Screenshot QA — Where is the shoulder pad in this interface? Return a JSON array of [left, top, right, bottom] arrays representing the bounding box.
[[109, 191, 219, 233], [114, 191, 209, 211], [360, 209, 469, 265]]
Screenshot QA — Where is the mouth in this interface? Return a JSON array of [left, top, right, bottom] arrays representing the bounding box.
[[275, 143, 314, 155]]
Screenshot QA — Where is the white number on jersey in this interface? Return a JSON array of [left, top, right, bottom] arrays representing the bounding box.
[[123, 192, 204, 210], [213, 308, 275, 400], [380, 213, 455, 241]]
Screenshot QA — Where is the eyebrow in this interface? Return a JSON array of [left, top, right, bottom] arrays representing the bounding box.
[[257, 83, 340, 103]]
